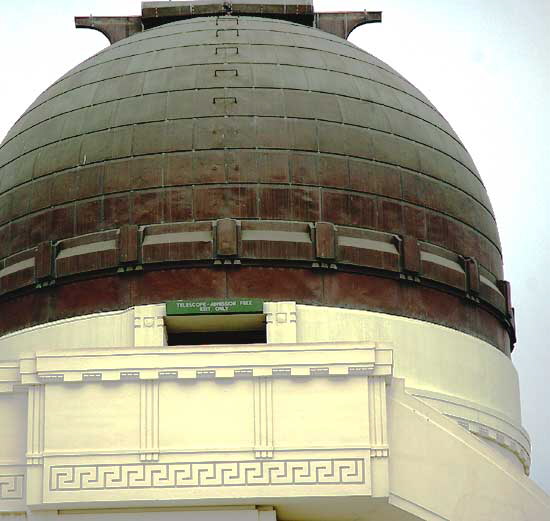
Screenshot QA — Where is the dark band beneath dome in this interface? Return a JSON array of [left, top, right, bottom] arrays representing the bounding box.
[[0, 219, 514, 354]]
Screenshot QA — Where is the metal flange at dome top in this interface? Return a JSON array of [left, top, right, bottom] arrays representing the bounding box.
[[0, 1, 515, 353], [75, 1, 382, 44]]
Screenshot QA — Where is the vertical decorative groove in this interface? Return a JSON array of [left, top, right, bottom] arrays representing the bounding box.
[[140, 381, 159, 461], [368, 376, 375, 446], [254, 377, 274, 458], [267, 378, 273, 454], [153, 380, 159, 454], [379, 378, 388, 446], [26, 387, 34, 461], [27, 385, 45, 464], [368, 377, 388, 454], [375, 378, 383, 445], [254, 378, 260, 452]]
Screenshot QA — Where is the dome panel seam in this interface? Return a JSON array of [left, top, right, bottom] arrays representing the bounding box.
[[1, 94, 483, 191]]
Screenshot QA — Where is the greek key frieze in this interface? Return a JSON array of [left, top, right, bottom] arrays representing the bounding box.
[[50, 459, 365, 491], [0, 474, 24, 500]]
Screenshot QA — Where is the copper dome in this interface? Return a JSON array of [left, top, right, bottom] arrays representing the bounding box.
[[0, 16, 514, 352]]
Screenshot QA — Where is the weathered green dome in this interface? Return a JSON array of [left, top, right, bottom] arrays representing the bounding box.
[[0, 16, 513, 352]]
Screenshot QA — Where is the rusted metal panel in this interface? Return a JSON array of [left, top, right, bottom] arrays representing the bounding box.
[[0, 262, 513, 355], [142, 222, 214, 263], [56, 231, 119, 277], [479, 279, 506, 314], [132, 190, 165, 225], [76, 199, 102, 236], [465, 257, 480, 296], [216, 219, 239, 257], [259, 186, 291, 220], [103, 194, 131, 230], [135, 268, 227, 304], [53, 276, 124, 322], [194, 186, 258, 220], [164, 187, 193, 222], [35, 241, 54, 281], [421, 259, 466, 292], [0, 250, 35, 295], [420, 244, 466, 291], [336, 227, 399, 273], [9, 217, 30, 255], [315, 222, 336, 260], [119, 225, 140, 264], [0, 225, 9, 259], [227, 266, 322, 303], [50, 205, 76, 244], [349, 161, 401, 199], [323, 271, 401, 316], [498, 280, 514, 318], [0, 292, 50, 334], [240, 221, 314, 261], [401, 235, 421, 274], [378, 200, 403, 235]]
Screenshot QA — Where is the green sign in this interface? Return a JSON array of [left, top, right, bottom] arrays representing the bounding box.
[[166, 298, 264, 316]]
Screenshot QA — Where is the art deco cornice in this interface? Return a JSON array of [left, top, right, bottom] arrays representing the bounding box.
[[16, 342, 393, 386]]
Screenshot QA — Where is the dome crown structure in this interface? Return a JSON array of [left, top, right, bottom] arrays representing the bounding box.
[[0, 1, 515, 353]]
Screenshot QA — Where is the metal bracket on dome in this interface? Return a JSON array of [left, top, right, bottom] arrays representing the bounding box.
[[75, 16, 143, 44], [75, 3, 382, 45], [314, 11, 382, 40]]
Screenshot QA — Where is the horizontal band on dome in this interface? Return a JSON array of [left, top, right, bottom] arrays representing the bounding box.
[[0, 219, 515, 353], [5, 63, 461, 159]]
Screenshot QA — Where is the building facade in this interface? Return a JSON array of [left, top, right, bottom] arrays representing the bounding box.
[[1, 2, 549, 520]]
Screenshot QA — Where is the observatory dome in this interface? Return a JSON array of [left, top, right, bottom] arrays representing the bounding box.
[[0, 16, 514, 353]]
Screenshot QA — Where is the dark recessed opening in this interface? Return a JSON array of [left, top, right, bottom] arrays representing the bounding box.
[[165, 313, 267, 346], [143, 14, 314, 30], [167, 328, 267, 346]]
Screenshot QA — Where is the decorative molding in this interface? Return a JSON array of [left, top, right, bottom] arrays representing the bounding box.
[[452, 416, 531, 474], [133, 305, 166, 347], [121, 372, 140, 380], [368, 377, 388, 453], [49, 459, 365, 491], [134, 317, 164, 329], [0, 361, 19, 394], [408, 387, 531, 474], [349, 367, 373, 375], [82, 373, 102, 381], [0, 474, 24, 500], [27, 385, 45, 465], [17, 342, 393, 385], [197, 370, 216, 379], [37, 374, 64, 382], [234, 369, 253, 378], [254, 378, 274, 458], [370, 449, 389, 458], [140, 381, 160, 462], [264, 302, 297, 343], [271, 368, 291, 377], [309, 367, 329, 376]]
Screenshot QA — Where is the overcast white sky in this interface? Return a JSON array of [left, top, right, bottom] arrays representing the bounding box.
[[0, 0, 548, 493]]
